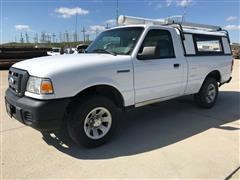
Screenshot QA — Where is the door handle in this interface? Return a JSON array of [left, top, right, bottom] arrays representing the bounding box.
[[173, 64, 180, 68], [117, 69, 130, 73]]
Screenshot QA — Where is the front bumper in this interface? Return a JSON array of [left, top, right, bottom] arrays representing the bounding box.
[[5, 88, 71, 132]]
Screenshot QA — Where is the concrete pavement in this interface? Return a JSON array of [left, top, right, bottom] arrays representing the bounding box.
[[0, 61, 239, 179]]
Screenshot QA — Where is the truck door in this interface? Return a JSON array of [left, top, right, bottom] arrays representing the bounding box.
[[133, 28, 186, 104]]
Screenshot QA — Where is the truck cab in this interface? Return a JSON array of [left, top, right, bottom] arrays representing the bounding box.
[[5, 15, 233, 147]]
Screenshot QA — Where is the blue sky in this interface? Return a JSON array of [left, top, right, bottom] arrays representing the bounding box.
[[0, 0, 239, 43]]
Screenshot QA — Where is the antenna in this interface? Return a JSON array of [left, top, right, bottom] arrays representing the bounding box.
[[116, 0, 119, 26], [183, 5, 187, 22]]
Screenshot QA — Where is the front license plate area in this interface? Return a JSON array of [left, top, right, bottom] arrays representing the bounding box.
[[5, 100, 13, 117]]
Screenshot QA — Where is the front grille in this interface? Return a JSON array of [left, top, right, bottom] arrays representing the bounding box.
[[23, 111, 33, 122], [8, 67, 29, 97]]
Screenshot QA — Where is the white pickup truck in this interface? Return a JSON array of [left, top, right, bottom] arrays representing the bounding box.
[[5, 16, 233, 147]]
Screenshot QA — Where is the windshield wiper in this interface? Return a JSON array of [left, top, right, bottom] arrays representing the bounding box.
[[92, 49, 117, 56]]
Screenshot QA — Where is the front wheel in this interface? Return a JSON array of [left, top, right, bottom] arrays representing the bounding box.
[[194, 77, 219, 108], [67, 96, 119, 147]]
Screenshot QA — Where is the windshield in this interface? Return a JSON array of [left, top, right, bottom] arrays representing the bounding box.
[[86, 27, 144, 55]]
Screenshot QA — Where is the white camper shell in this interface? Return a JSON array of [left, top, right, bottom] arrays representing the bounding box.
[[118, 15, 231, 56]]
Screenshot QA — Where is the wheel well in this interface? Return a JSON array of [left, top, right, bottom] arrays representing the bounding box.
[[205, 70, 221, 83], [67, 85, 125, 112]]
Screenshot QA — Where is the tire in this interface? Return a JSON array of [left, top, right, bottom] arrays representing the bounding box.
[[67, 96, 119, 148], [194, 77, 219, 108]]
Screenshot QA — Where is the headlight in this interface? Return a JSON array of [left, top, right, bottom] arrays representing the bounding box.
[[26, 76, 54, 94]]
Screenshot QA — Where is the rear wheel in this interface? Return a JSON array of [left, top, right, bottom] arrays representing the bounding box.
[[194, 77, 219, 108], [67, 96, 119, 147]]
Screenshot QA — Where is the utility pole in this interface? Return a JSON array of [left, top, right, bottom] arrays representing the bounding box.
[[59, 32, 62, 43], [41, 32, 46, 43], [85, 34, 89, 42], [52, 33, 56, 43], [25, 32, 29, 43], [94, 29, 99, 38], [81, 26, 86, 43], [74, 14, 78, 42], [34, 33, 38, 44], [65, 30, 69, 43], [105, 24, 110, 29], [47, 34, 51, 43], [20, 33, 24, 43]]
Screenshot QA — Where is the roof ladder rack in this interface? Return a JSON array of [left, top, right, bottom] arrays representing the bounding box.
[[118, 15, 223, 32]]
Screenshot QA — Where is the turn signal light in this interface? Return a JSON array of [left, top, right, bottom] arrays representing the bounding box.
[[40, 80, 54, 94]]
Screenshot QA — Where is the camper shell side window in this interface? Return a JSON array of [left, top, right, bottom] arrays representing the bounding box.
[[183, 33, 231, 56], [192, 34, 224, 55]]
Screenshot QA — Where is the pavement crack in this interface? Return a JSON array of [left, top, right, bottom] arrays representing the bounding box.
[[0, 126, 26, 133], [224, 166, 240, 180]]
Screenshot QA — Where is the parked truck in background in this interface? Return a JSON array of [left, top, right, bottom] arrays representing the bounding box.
[[5, 15, 233, 147], [47, 47, 62, 56]]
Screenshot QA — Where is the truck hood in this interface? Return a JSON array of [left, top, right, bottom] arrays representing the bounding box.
[[12, 54, 131, 77]]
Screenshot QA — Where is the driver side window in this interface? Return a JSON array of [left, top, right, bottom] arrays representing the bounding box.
[[138, 29, 175, 60]]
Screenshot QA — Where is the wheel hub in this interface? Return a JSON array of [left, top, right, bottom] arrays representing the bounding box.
[[92, 118, 102, 128], [206, 83, 216, 103], [84, 107, 112, 140]]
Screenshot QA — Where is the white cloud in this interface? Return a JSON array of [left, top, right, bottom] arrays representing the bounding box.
[[55, 7, 89, 18], [15, 24, 32, 31], [176, 0, 192, 7], [89, 25, 106, 34], [226, 16, 238, 22], [165, 0, 172, 7], [224, 25, 240, 30], [105, 19, 116, 25]]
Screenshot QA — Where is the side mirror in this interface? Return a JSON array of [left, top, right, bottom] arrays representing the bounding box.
[[137, 46, 156, 60]]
